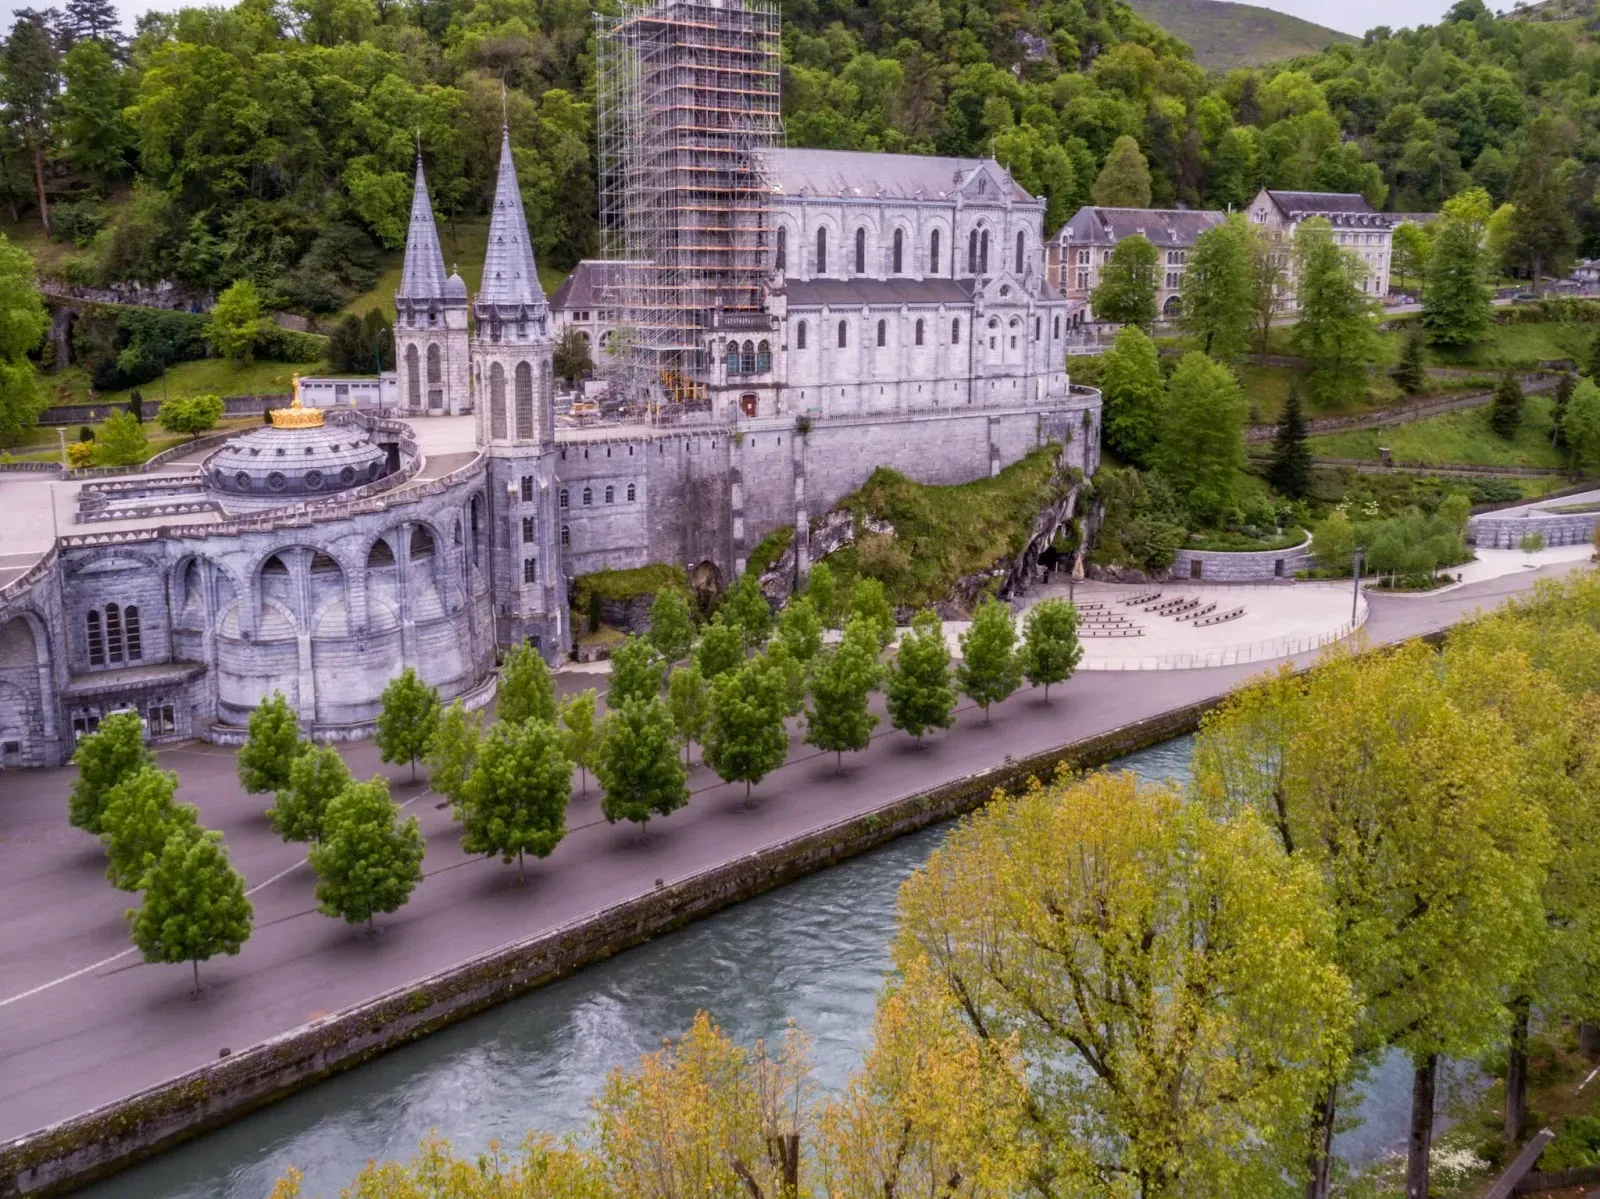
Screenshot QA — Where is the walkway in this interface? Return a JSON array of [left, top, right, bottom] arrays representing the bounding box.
[[0, 560, 1589, 1146]]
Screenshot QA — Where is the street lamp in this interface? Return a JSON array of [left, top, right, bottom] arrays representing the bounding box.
[[1351, 546, 1365, 624]]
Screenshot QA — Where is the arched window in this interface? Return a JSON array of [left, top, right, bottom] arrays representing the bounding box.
[[951, 318, 961, 345], [582, 487, 593, 506], [816, 227, 827, 274], [930, 229, 941, 275], [837, 320, 848, 348], [1016, 230, 1025, 274], [406, 344, 420, 408], [489, 363, 507, 439], [1054, 315, 1060, 338], [968, 229, 979, 274], [915, 318, 925, 346], [627, 483, 636, 501], [854, 227, 866, 274], [796, 320, 807, 349], [980, 230, 989, 275], [86, 609, 104, 666], [515, 361, 534, 440], [105, 604, 124, 665], [561, 525, 570, 547], [876, 319, 887, 347], [605, 485, 615, 504], [757, 339, 771, 372], [741, 339, 756, 375], [559, 488, 569, 509], [124, 606, 142, 661], [892, 228, 903, 274], [427, 343, 441, 387], [776, 226, 787, 272]]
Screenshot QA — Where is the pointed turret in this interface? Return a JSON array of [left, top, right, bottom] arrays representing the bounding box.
[[477, 124, 548, 317], [397, 154, 452, 305]]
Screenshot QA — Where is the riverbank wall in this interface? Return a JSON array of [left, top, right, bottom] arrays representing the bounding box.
[[0, 696, 1216, 1198]]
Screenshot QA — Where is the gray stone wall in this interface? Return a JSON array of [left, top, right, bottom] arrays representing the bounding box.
[[1471, 511, 1595, 548], [1171, 537, 1311, 583]]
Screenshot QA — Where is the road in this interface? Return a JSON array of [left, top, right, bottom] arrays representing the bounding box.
[[0, 559, 1588, 1145]]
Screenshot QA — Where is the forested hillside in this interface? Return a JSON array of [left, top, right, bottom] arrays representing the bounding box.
[[3, 0, 1600, 312], [1124, 0, 1353, 70]]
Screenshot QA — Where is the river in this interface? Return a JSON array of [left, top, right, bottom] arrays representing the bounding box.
[[84, 736, 1480, 1198]]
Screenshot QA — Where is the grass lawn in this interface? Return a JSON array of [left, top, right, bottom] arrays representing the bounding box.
[[1, 218, 77, 277], [2, 415, 260, 463], [1307, 393, 1570, 470], [342, 217, 568, 321], [41, 358, 334, 409]]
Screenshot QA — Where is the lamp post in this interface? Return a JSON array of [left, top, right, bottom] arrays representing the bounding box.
[[1352, 546, 1364, 624]]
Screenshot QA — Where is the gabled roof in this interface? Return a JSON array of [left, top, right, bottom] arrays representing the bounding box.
[[397, 156, 456, 305], [764, 148, 1035, 204], [477, 125, 547, 314], [550, 260, 637, 312], [1056, 206, 1227, 248], [1264, 190, 1376, 217]]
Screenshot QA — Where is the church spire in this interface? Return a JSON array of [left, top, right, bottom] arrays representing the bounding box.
[[476, 123, 547, 314], [397, 151, 451, 303]]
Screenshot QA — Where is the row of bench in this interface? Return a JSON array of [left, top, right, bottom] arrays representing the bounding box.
[[1195, 606, 1246, 628]]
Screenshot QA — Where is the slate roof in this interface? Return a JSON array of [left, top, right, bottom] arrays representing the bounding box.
[[397, 157, 456, 305], [786, 278, 977, 307], [1264, 190, 1395, 227], [477, 125, 547, 314], [549, 261, 635, 312], [1056, 206, 1227, 248], [764, 148, 1035, 204]]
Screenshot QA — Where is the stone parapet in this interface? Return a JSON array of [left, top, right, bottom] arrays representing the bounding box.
[[1171, 534, 1312, 583]]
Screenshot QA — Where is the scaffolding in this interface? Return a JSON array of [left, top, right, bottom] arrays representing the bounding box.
[[595, 0, 782, 412]]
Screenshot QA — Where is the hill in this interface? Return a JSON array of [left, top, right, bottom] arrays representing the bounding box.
[[1126, 0, 1355, 68]]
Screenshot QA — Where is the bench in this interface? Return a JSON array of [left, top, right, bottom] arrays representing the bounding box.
[[1146, 596, 1193, 614], [1194, 607, 1246, 627], [1173, 602, 1217, 622], [1165, 599, 1203, 618], [1123, 591, 1161, 605], [1082, 627, 1145, 638]]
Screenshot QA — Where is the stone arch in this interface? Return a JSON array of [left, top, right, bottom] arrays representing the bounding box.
[[892, 226, 905, 275], [490, 362, 508, 439], [0, 613, 50, 764], [690, 560, 722, 607], [406, 344, 420, 408], [775, 221, 791, 273], [366, 536, 398, 568], [427, 344, 443, 409], [854, 226, 868, 275], [515, 361, 535, 440]]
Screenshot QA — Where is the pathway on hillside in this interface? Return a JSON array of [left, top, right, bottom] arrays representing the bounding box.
[[0, 558, 1590, 1147]]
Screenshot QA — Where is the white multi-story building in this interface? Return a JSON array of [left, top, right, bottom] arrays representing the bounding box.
[[1247, 188, 1396, 303]]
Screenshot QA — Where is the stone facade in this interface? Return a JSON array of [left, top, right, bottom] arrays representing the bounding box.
[[1171, 535, 1312, 583], [1247, 188, 1395, 306], [1048, 207, 1227, 322], [1471, 510, 1596, 548]]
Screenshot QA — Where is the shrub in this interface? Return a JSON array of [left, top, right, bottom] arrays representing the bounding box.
[[251, 324, 329, 365], [1542, 1115, 1600, 1170]]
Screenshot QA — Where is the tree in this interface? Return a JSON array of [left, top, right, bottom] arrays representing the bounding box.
[[157, 393, 224, 438], [1506, 115, 1576, 293], [1089, 234, 1158, 327], [1020, 598, 1082, 701], [956, 596, 1021, 723], [497, 641, 556, 724], [93, 409, 149, 466], [646, 588, 695, 664], [1392, 323, 1427, 395], [773, 595, 824, 665], [1267, 384, 1312, 499], [1090, 134, 1152, 207], [804, 617, 881, 772], [127, 826, 254, 997], [1098, 325, 1164, 466], [848, 576, 896, 650], [553, 324, 594, 386], [0, 234, 46, 445], [308, 777, 425, 933], [376, 667, 441, 781], [693, 616, 745, 680], [1180, 214, 1254, 361], [719, 573, 772, 649], [608, 634, 666, 708], [101, 766, 199, 891], [1249, 230, 1288, 354], [595, 697, 688, 836], [459, 718, 572, 882], [237, 691, 305, 794], [805, 561, 840, 628], [1421, 194, 1492, 348], [423, 701, 480, 806], [1490, 369, 1524, 439], [1390, 221, 1431, 291], [265, 744, 351, 844], [558, 688, 600, 795], [666, 663, 710, 767], [69, 709, 153, 836], [704, 657, 789, 802], [886, 610, 956, 745], [1, 12, 58, 235], [1291, 217, 1381, 408], [128, 390, 144, 425], [1551, 369, 1575, 450], [894, 770, 1354, 1197], [1563, 377, 1600, 468], [207, 280, 263, 364], [1152, 352, 1248, 526]]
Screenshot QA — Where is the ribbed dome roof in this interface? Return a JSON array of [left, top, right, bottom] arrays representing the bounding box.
[[205, 422, 389, 512]]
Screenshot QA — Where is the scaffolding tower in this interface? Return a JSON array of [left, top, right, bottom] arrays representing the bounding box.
[[595, 0, 782, 412]]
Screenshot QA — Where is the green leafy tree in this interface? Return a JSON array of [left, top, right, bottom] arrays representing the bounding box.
[[553, 324, 594, 385], [1290, 218, 1380, 408], [608, 634, 665, 707], [804, 617, 881, 771], [1020, 598, 1082, 702], [1506, 115, 1576, 292], [1267, 385, 1312, 499], [1180, 215, 1254, 361], [0, 234, 47, 445], [848, 576, 896, 650], [704, 658, 789, 802], [127, 826, 253, 996], [1589, 333, 1600, 385], [719, 573, 773, 649], [1551, 370, 1574, 450], [1090, 134, 1152, 207], [758, 638, 809, 718], [237, 691, 305, 795], [595, 697, 688, 835], [886, 609, 957, 745], [1392, 323, 1427, 395], [666, 662, 710, 766], [497, 642, 556, 725], [423, 701, 480, 806], [1563, 377, 1600, 469], [1390, 221, 1431, 291], [266, 744, 351, 844], [157, 393, 224, 438], [1152, 352, 1248, 526], [558, 688, 600, 795], [647, 588, 695, 664], [376, 667, 441, 781], [1, 12, 58, 234], [1098, 325, 1165, 466], [774, 595, 824, 664], [459, 719, 572, 882], [956, 596, 1022, 724], [308, 777, 425, 933], [94, 409, 150, 467], [101, 767, 199, 891], [58, 38, 134, 180], [694, 617, 745, 680], [207, 280, 263, 364], [1490, 369, 1524, 439], [1421, 195, 1492, 349], [1090, 234, 1158, 327], [805, 561, 840, 629], [1249, 230, 1289, 355], [69, 709, 153, 836]]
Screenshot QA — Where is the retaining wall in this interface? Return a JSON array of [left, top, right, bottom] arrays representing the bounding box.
[[1171, 535, 1312, 582], [0, 696, 1215, 1199], [1472, 509, 1598, 549]]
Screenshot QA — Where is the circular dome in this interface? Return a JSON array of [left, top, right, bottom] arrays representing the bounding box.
[[204, 419, 390, 513]]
